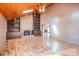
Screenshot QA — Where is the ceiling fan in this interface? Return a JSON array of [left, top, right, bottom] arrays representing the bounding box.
[[36, 3, 46, 13], [22, 3, 46, 14]]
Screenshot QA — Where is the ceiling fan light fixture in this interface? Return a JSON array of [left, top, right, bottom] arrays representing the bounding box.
[[39, 6, 46, 13]]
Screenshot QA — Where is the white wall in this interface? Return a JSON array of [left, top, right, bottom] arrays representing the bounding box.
[[0, 12, 7, 51], [20, 15, 33, 37], [41, 3, 79, 45]]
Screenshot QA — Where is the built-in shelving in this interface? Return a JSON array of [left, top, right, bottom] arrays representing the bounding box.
[[33, 11, 41, 35]]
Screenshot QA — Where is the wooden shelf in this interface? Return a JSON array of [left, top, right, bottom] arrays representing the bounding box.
[[33, 12, 41, 35]]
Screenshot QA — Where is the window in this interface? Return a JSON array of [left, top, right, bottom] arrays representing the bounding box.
[[7, 18, 20, 32]]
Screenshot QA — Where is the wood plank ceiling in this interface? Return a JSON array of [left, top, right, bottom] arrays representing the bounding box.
[[0, 3, 52, 20]]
